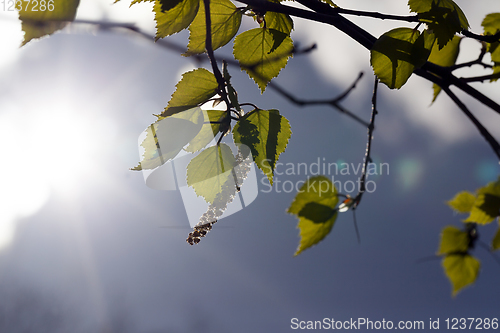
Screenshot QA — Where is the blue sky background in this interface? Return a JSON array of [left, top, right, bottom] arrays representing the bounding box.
[[0, 1, 499, 332]]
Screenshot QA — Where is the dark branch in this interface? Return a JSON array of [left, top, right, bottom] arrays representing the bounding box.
[[237, 0, 500, 117], [419, 62, 500, 116], [71, 13, 500, 158]]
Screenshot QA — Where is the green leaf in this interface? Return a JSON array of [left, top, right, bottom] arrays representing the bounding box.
[[298, 202, 335, 223], [264, 12, 294, 35], [186, 143, 236, 204], [481, 13, 500, 36], [447, 190, 475, 214], [492, 64, 500, 82], [233, 27, 293, 93], [154, 0, 200, 39], [482, 13, 500, 81], [185, 0, 242, 55], [287, 176, 338, 256], [437, 226, 470, 255], [185, 110, 226, 153], [492, 224, 500, 251], [408, 0, 468, 49], [428, 35, 461, 102], [133, 107, 204, 170], [442, 254, 480, 296], [232, 109, 291, 185], [17, 0, 80, 46], [161, 68, 219, 117], [465, 178, 500, 225], [371, 28, 434, 89]]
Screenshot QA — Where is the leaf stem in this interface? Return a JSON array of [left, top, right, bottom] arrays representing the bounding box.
[[203, 0, 231, 108]]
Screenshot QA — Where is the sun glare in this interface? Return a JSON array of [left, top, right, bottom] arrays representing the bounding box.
[[0, 96, 116, 249], [29, 107, 100, 193]]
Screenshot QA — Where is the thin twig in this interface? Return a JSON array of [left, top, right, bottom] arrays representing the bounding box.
[[267, 73, 369, 127], [477, 241, 500, 268], [336, 8, 419, 22], [461, 29, 500, 43], [332, 72, 364, 103], [356, 78, 379, 206], [442, 86, 500, 160], [449, 46, 491, 71], [461, 72, 500, 83], [352, 209, 360, 244]]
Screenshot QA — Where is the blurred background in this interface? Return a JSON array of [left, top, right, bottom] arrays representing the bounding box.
[[0, 1, 499, 332]]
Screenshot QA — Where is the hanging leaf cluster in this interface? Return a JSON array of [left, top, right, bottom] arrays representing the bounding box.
[[439, 177, 500, 295], [132, 63, 291, 240]]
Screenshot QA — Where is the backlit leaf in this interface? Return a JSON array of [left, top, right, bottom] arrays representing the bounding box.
[[428, 35, 461, 102], [186, 144, 236, 204], [492, 65, 500, 82], [185, 0, 242, 55], [154, 0, 199, 39], [442, 254, 480, 296], [18, 0, 80, 46], [287, 176, 338, 256], [264, 11, 294, 35], [133, 107, 204, 170], [161, 68, 219, 117], [464, 178, 500, 225], [233, 27, 293, 92], [482, 13, 500, 36], [482, 13, 500, 81], [185, 110, 226, 152], [408, 0, 468, 49], [447, 190, 474, 214], [371, 28, 434, 89], [232, 109, 291, 185], [437, 226, 470, 255]]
